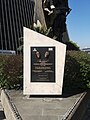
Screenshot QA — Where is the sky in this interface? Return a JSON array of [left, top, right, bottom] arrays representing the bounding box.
[[67, 0, 90, 49]]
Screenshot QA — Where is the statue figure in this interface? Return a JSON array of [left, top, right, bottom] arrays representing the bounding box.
[[43, 0, 55, 15], [43, 0, 71, 42]]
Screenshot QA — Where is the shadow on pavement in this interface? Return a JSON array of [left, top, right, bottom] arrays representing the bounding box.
[[0, 111, 6, 120], [29, 90, 86, 98]]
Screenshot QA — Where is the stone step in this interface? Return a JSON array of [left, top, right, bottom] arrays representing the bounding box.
[[0, 103, 6, 120], [0, 89, 6, 120]]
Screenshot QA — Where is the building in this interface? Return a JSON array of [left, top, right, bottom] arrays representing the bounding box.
[[82, 48, 90, 54], [0, 0, 34, 52], [0, 0, 70, 53]]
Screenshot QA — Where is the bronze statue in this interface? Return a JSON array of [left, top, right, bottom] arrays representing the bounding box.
[[43, 0, 55, 15], [43, 0, 71, 42]]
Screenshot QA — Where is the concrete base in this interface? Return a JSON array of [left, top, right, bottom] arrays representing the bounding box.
[[0, 89, 6, 120], [1, 90, 90, 120]]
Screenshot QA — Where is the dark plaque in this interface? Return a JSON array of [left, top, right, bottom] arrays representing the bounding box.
[[31, 47, 55, 82]]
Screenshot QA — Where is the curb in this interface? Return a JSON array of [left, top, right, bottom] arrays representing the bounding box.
[[1, 90, 22, 120], [69, 90, 90, 120], [62, 92, 87, 120]]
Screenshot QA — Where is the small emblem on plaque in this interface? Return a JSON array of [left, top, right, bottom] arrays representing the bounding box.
[[48, 48, 53, 51], [33, 48, 37, 51]]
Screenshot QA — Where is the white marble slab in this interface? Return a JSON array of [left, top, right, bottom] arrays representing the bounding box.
[[23, 27, 66, 95]]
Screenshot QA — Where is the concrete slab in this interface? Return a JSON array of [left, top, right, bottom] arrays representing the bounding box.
[[0, 89, 6, 120], [1, 90, 86, 120]]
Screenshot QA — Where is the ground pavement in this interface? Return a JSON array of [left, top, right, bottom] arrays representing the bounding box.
[[0, 89, 90, 120], [0, 89, 6, 120]]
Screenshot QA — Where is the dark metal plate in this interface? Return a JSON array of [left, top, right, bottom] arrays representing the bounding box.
[[31, 47, 55, 82]]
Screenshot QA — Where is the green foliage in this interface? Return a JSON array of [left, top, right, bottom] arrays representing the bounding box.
[[0, 55, 23, 89], [66, 40, 80, 51], [0, 51, 90, 91], [64, 51, 90, 91]]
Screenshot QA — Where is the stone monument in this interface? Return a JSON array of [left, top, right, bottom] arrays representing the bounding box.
[[24, 27, 66, 95]]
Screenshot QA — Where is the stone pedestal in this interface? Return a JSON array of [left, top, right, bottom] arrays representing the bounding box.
[[23, 27, 66, 95]]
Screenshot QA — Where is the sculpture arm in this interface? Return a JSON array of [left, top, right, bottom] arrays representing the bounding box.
[[50, 0, 55, 9]]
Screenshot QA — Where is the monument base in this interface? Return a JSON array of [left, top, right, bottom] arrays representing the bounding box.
[[1, 89, 89, 120]]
